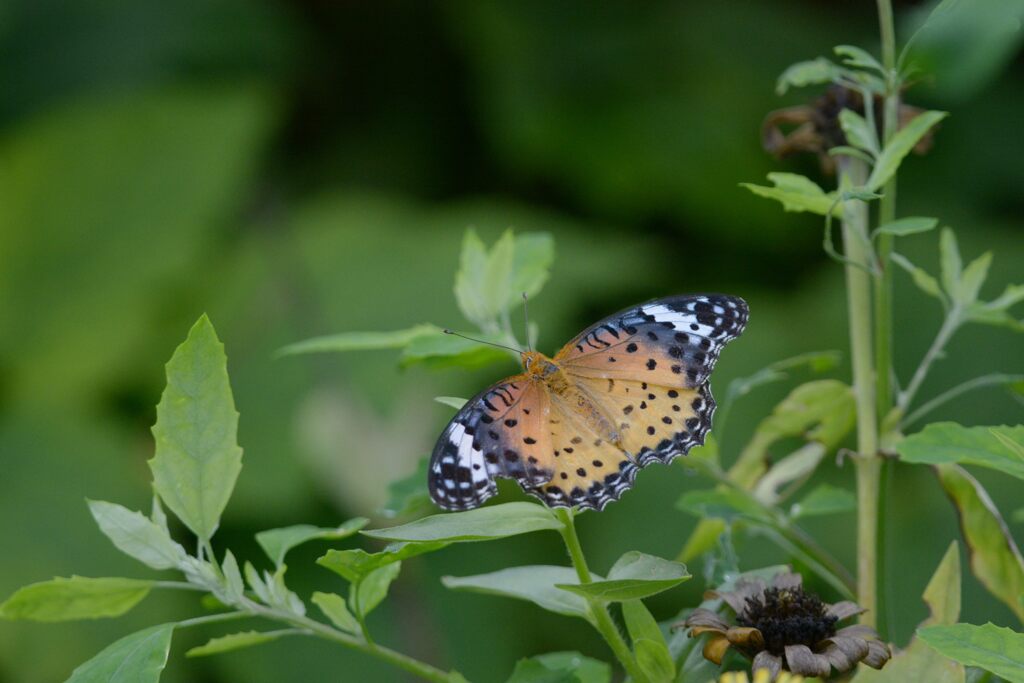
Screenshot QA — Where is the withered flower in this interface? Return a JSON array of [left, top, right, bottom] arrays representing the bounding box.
[[718, 671, 804, 683], [762, 85, 935, 174], [679, 572, 890, 680]]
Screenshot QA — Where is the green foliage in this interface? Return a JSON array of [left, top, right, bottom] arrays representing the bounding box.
[[865, 111, 948, 191], [873, 216, 938, 238], [918, 623, 1024, 683], [442, 566, 594, 622], [621, 600, 674, 683], [66, 624, 175, 683], [149, 315, 242, 543], [318, 542, 447, 583], [790, 484, 857, 519], [0, 576, 152, 622], [556, 552, 690, 602], [276, 325, 439, 357], [355, 562, 402, 618], [86, 500, 188, 571], [363, 502, 562, 543], [255, 518, 368, 566], [311, 592, 360, 634], [506, 652, 610, 683], [740, 173, 842, 217], [936, 465, 1024, 621], [187, 630, 292, 658], [898, 423, 1024, 481], [379, 456, 435, 519]]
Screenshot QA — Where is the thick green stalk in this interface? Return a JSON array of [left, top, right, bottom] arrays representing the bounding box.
[[839, 158, 880, 626], [555, 509, 647, 683]]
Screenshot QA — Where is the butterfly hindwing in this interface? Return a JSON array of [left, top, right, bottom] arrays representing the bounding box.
[[428, 378, 554, 511], [555, 294, 748, 388]]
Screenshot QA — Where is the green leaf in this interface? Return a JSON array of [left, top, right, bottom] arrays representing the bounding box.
[[86, 499, 188, 571], [255, 517, 369, 566], [244, 562, 271, 604], [275, 324, 438, 357], [723, 351, 841, 409], [622, 600, 674, 683], [790, 483, 856, 519], [557, 552, 689, 602], [527, 652, 611, 683], [312, 591, 360, 634], [839, 109, 879, 155], [506, 659, 577, 683], [186, 630, 290, 657], [0, 576, 152, 622], [443, 566, 594, 621], [380, 456, 434, 519], [66, 623, 174, 683], [149, 314, 242, 542], [866, 111, 948, 190], [891, 252, 946, 301], [958, 252, 992, 305], [775, 57, 841, 95], [937, 465, 1024, 621], [740, 173, 842, 217], [752, 442, 827, 505], [874, 216, 939, 238], [919, 623, 1024, 683], [434, 396, 469, 410], [317, 542, 447, 583], [221, 550, 244, 602], [939, 227, 964, 296], [508, 232, 555, 309], [756, 379, 856, 448], [982, 283, 1024, 312], [363, 502, 562, 542], [676, 489, 770, 523], [480, 229, 515, 325], [835, 44, 885, 72], [829, 145, 876, 164], [924, 541, 962, 626], [354, 562, 401, 617], [897, 423, 1024, 481], [399, 329, 511, 369], [455, 229, 492, 326]]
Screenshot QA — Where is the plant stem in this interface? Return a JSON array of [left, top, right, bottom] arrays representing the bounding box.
[[176, 610, 251, 629], [555, 508, 647, 683], [897, 308, 961, 414], [901, 373, 1024, 428], [839, 158, 881, 626]]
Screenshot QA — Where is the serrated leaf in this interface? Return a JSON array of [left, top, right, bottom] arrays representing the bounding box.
[[741, 173, 842, 217], [556, 552, 689, 602], [186, 630, 288, 657], [275, 325, 438, 357], [775, 57, 841, 95], [0, 576, 152, 622], [443, 566, 594, 621], [149, 315, 242, 542], [790, 484, 856, 519], [839, 109, 879, 155], [835, 44, 885, 72], [255, 517, 368, 566], [874, 216, 939, 237], [363, 502, 561, 542], [937, 465, 1024, 621], [317, 541, 447, 583], [898, 423, 1024, 481], [380, 456, 434, 519], [221, 550, 244, 602], [939, 227, 963, 297], [354, 562, 401, 617], [891, 252, 945, 300], [312, 591, 360, 634], [244, 562, 271, 604], [66, 623, 174, 683], [622, 600, 674, 683], [919, 623, 1024, 683], [866, 110, 948, 190], [87, 499, 188, 571]]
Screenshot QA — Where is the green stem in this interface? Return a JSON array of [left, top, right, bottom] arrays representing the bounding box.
[[176, 610, 250, 629], [901, 373, 1024, 428], [897, 308, 961, 414], [839, 158, 881, 626], [555, 508, 647, 683]]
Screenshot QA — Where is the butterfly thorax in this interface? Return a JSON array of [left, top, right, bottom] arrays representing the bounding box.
[[521, 351, 622, 445]]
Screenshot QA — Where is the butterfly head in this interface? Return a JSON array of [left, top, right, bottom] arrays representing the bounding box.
[[521, 350, 558, 378]]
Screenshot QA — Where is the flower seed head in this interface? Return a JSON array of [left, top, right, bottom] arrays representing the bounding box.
[[737, 587, 838, 655]]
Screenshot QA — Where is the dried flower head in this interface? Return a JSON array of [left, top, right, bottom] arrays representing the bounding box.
[[679, 572, 891, 680], [718, 670, 804, 683]]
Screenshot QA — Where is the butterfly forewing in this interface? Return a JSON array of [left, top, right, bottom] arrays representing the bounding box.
[[428, 379, 554, 511]]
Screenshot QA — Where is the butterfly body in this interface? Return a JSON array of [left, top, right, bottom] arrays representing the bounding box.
[[429, 294, 748, 512]]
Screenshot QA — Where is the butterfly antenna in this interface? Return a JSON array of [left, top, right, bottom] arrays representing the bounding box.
[[442, 329, 524, 355], [521, 292, 533, 352]]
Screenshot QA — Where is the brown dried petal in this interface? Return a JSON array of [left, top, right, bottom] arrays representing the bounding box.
[[784, 644, 832, 677], [688, 625, 726, 637], [703, 633, 731, 665], [827, 600, 866, 621], [752, 650, 783, 680], [726, 626, 765, 651], [771, 571, 803, 590], [709, 589, 750, 615], [836, 624, 879, 639], [821, 635, 870, 673], [863, 639, 892, 669], [684, 607, 730, 631]]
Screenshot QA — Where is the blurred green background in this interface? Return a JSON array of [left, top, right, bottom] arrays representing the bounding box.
[[1, 1, 1022, 681]]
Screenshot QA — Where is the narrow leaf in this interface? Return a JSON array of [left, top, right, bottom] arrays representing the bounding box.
[[443, 566, 594, 621], [775, 57, 841, 95], [839, 109, 879, 154], [434, 396, 468, 410], [790, 484, 856, 519], [867, 111, 948, 190], [276, 325, 437, 357], [919, 623, 1024, 683], [186, 630, 290, 657], [874, 216, 939, 237], [87, 500, 188, 571], [937, 465, 1024, 620], [958, 252, 992, 305], [897, 423, 1024, 481], [318, 541, 447, 583], [0, 576, 151, 622], [891, 252, 945, 300], [622, 600, 674, 683], [363, 502, 561, 542], [354, 562, 401, 617], [255, 517, 368, 566], [149, 314, 242, 542], [66, 623, 174, 683], [923, 541, 961, 626], [222, 550, 244, 602], [741, 173, 842, 217], [939, 227, 963, 297], [312, 591, 360, 634]]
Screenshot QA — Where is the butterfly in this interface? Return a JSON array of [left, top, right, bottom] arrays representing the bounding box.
[[428, 294, 748, 511]]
